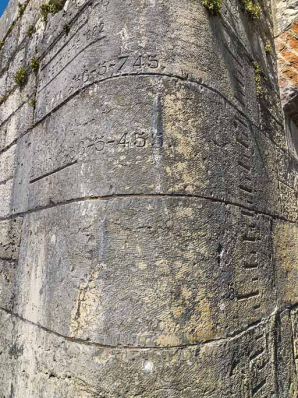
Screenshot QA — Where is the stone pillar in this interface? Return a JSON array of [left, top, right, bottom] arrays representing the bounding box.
[[0, 0, 296, 396]]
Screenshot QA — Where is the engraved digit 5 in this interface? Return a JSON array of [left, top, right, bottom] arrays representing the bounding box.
[[134, 132, 147, 148], [94, 137, 105, 152], [148, 55, 159, 69], [98, 62, 107, 76]]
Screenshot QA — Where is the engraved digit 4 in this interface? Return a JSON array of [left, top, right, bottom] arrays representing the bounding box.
[[133, 55, 144, 68], [118, 133, 129, 147]]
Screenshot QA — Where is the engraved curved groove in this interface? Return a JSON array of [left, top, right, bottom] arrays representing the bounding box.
[[0, 192, 297, 227], [35, 72, 284, 146], [0, 305, 278, 351]]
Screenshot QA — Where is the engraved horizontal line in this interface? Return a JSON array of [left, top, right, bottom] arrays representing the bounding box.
[[0, 258, 18, 263], [241, 210, 254, 217], [239, 185, 253, 194], [250, 347, 265, 361], [236, 67, 245, 79], [38, 35, 107, 94], [243, 236, 257, 242], [258, 360, 268, 370], [222, 43, 244, 69], [243, 263, 258, 269], [252, 379, 267, 396], [234, 73, 245, 88], [242, 153, 251, 160], [238, 161, 251, 171], [29, 161, 77, 184], [234, 93, 246, 107], [237, 290, 260, 301], [254, 304, 261, 310], [234, 116, 249, 129], [252, 277, 259, 282], [236, 137, 250, 149], [39, 0, 93, 72], [0, 176, 13, 186]]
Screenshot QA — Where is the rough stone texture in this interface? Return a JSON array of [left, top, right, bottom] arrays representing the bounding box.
[[272, 0, 298, 35], [275, 20, 298, 107], [0, 0, 297, 396]]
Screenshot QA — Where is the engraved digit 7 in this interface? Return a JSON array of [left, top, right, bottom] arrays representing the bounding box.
[[118, 55, 129, 71]]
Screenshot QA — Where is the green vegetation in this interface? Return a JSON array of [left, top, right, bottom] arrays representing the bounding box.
[[18, 2, 26, 17], [40, 2, 64, 22], [253, 61, 263, 97], [202, 0, 222, 15], [29, 97, 36, 107], [0, 92, 9, 105], [30, 56, 40, 73], [242, 0, 261, 19], [63, 23, 71, 34], [14, 67, 28, 87], [27, 25, 36, 38], [265, 40, 272, 54]]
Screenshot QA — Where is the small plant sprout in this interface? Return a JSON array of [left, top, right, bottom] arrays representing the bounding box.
[[40, 2, 63, 22], [265, 40, 272, 54], [18, 2, 26, 17], [29, 97, 36, 107], [242, 0, 261, 19], [202, 0, 222, 15], [14, 67, 28, 87], [30, 56, 40, 73], [27, 25, 36, 38], [63, 23, 71, 34], [253, 61, 263, 97]]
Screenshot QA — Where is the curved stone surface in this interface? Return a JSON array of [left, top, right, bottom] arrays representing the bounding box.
[[0, 0, 297, 396]]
